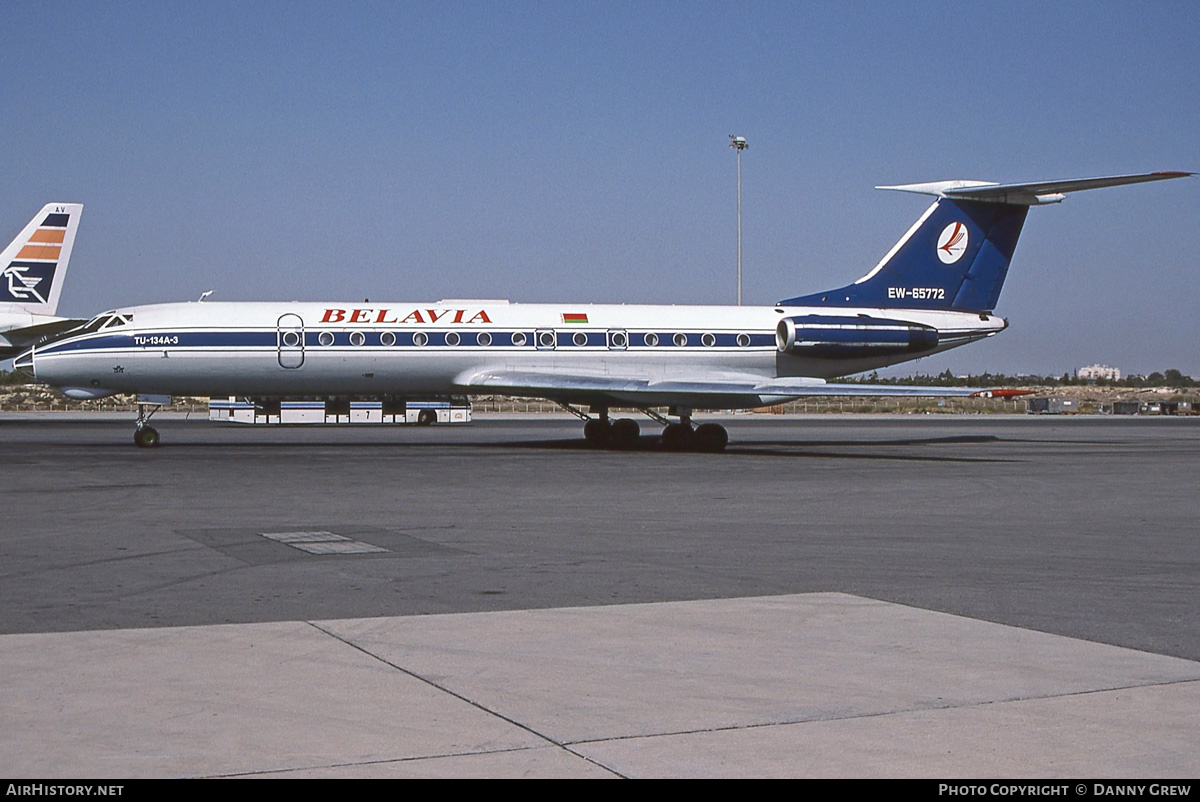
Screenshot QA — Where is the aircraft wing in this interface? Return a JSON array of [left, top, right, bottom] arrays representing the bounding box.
[[456, 369, 991, 410]]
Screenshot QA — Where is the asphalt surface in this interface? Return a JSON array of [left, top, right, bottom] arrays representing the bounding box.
[[2, 413, 1197, 658]]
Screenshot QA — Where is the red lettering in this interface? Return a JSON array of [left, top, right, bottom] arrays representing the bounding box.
[[453, 309, 465, 323], [322, 308, 346, 323], [402, 310, 425, 324], [349, 309, 371, 323], [467, 310, 491, 324], [426, 309, 448, 323], [374, 309, 398, 324]]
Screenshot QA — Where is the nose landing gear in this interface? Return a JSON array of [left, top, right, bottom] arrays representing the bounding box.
[[132, 397, 166, 448], [133, 425, 160, 448]]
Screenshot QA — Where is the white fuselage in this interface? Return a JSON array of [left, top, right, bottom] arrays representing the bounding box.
[[23, 300, 1003, 403]]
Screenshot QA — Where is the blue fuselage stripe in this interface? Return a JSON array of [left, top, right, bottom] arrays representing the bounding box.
[[38, 329, 778, 356]]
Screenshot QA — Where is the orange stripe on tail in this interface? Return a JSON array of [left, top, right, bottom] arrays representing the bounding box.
[[28, 228, 67, 244], [16, 244, 61, 260]]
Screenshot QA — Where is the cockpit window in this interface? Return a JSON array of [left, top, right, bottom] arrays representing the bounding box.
[[76, 312, 115, 335], [69, 311, 133, 336]]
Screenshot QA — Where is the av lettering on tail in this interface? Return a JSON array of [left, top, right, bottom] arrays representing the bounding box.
[[0, 203, 84, 359]]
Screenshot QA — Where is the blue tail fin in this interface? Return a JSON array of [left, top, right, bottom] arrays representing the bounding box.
[[780, 172, 1193, 313], [780, 198, 1028, 313]]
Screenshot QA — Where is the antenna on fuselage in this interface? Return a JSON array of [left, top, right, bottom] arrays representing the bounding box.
[[198, 290, 213, 302]]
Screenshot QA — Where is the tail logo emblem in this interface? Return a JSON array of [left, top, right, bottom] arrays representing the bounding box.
[[936, 222, 968, 264], [2, 263, 49, 303]]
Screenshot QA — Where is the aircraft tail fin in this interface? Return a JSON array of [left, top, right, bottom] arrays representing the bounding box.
[[0, 203, 83, 317], [779, 171, 1191, 313]]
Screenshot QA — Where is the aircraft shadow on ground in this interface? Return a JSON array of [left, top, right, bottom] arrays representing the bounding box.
[[511, 433, 1012, 462], [204, 433, 1013, 463], [7, 422, 1014, 463]]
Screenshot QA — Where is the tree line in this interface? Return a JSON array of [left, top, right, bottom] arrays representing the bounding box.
[[838, 369, 1198, 388], [3, 368, 1197, 389]]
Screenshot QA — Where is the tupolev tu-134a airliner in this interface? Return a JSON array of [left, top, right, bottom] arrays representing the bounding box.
[[14, 171, 1191, 450]]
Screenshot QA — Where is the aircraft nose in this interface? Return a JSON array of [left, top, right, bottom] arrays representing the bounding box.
[[12, 347, 34, 375]]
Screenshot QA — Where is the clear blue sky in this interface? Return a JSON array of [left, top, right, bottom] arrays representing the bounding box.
[[3, 1, 1196, 376]]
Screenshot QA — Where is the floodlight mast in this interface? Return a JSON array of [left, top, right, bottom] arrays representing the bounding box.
[[729, 135, 748, 305]]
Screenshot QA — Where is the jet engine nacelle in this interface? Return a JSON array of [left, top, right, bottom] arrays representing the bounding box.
[[776, 315, 939, 359]]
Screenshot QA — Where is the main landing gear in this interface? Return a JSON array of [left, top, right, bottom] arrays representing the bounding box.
[[565, 404, 728, 453], [133, 398, 163, 448], [658, 407, 728, 453], [659, 422, 727, 452], [582, 412, 641, 450]]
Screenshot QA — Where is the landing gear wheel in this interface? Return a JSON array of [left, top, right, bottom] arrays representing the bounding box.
[[133, 426, 160, 448], [583, 418, 612, 447], [692, 423, 728, 453], [660, 423, 693, 452], [417, 409, 437, 426], [610, 418, 640, 450]]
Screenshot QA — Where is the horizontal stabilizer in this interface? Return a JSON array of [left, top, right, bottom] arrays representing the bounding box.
[[878, 171, 1192, 205], [0, 316, 87, 359]]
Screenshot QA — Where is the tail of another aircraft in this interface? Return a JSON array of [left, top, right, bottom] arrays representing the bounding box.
[[779, 172, 1191, 314], [0, 203, 83, 318]]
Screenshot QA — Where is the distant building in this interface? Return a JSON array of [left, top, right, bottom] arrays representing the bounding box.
[[1079, 364, 1121, 381]]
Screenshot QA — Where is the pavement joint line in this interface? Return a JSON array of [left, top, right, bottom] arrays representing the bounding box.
[[97, 562, 255, 604], [560, 676, 1200, 748], [0, 544, 203, 583], [203, 744, 555, 779], [304, 619, 628, 779], [0, 558, 253, 616], [306, 599, 1200, 769]]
